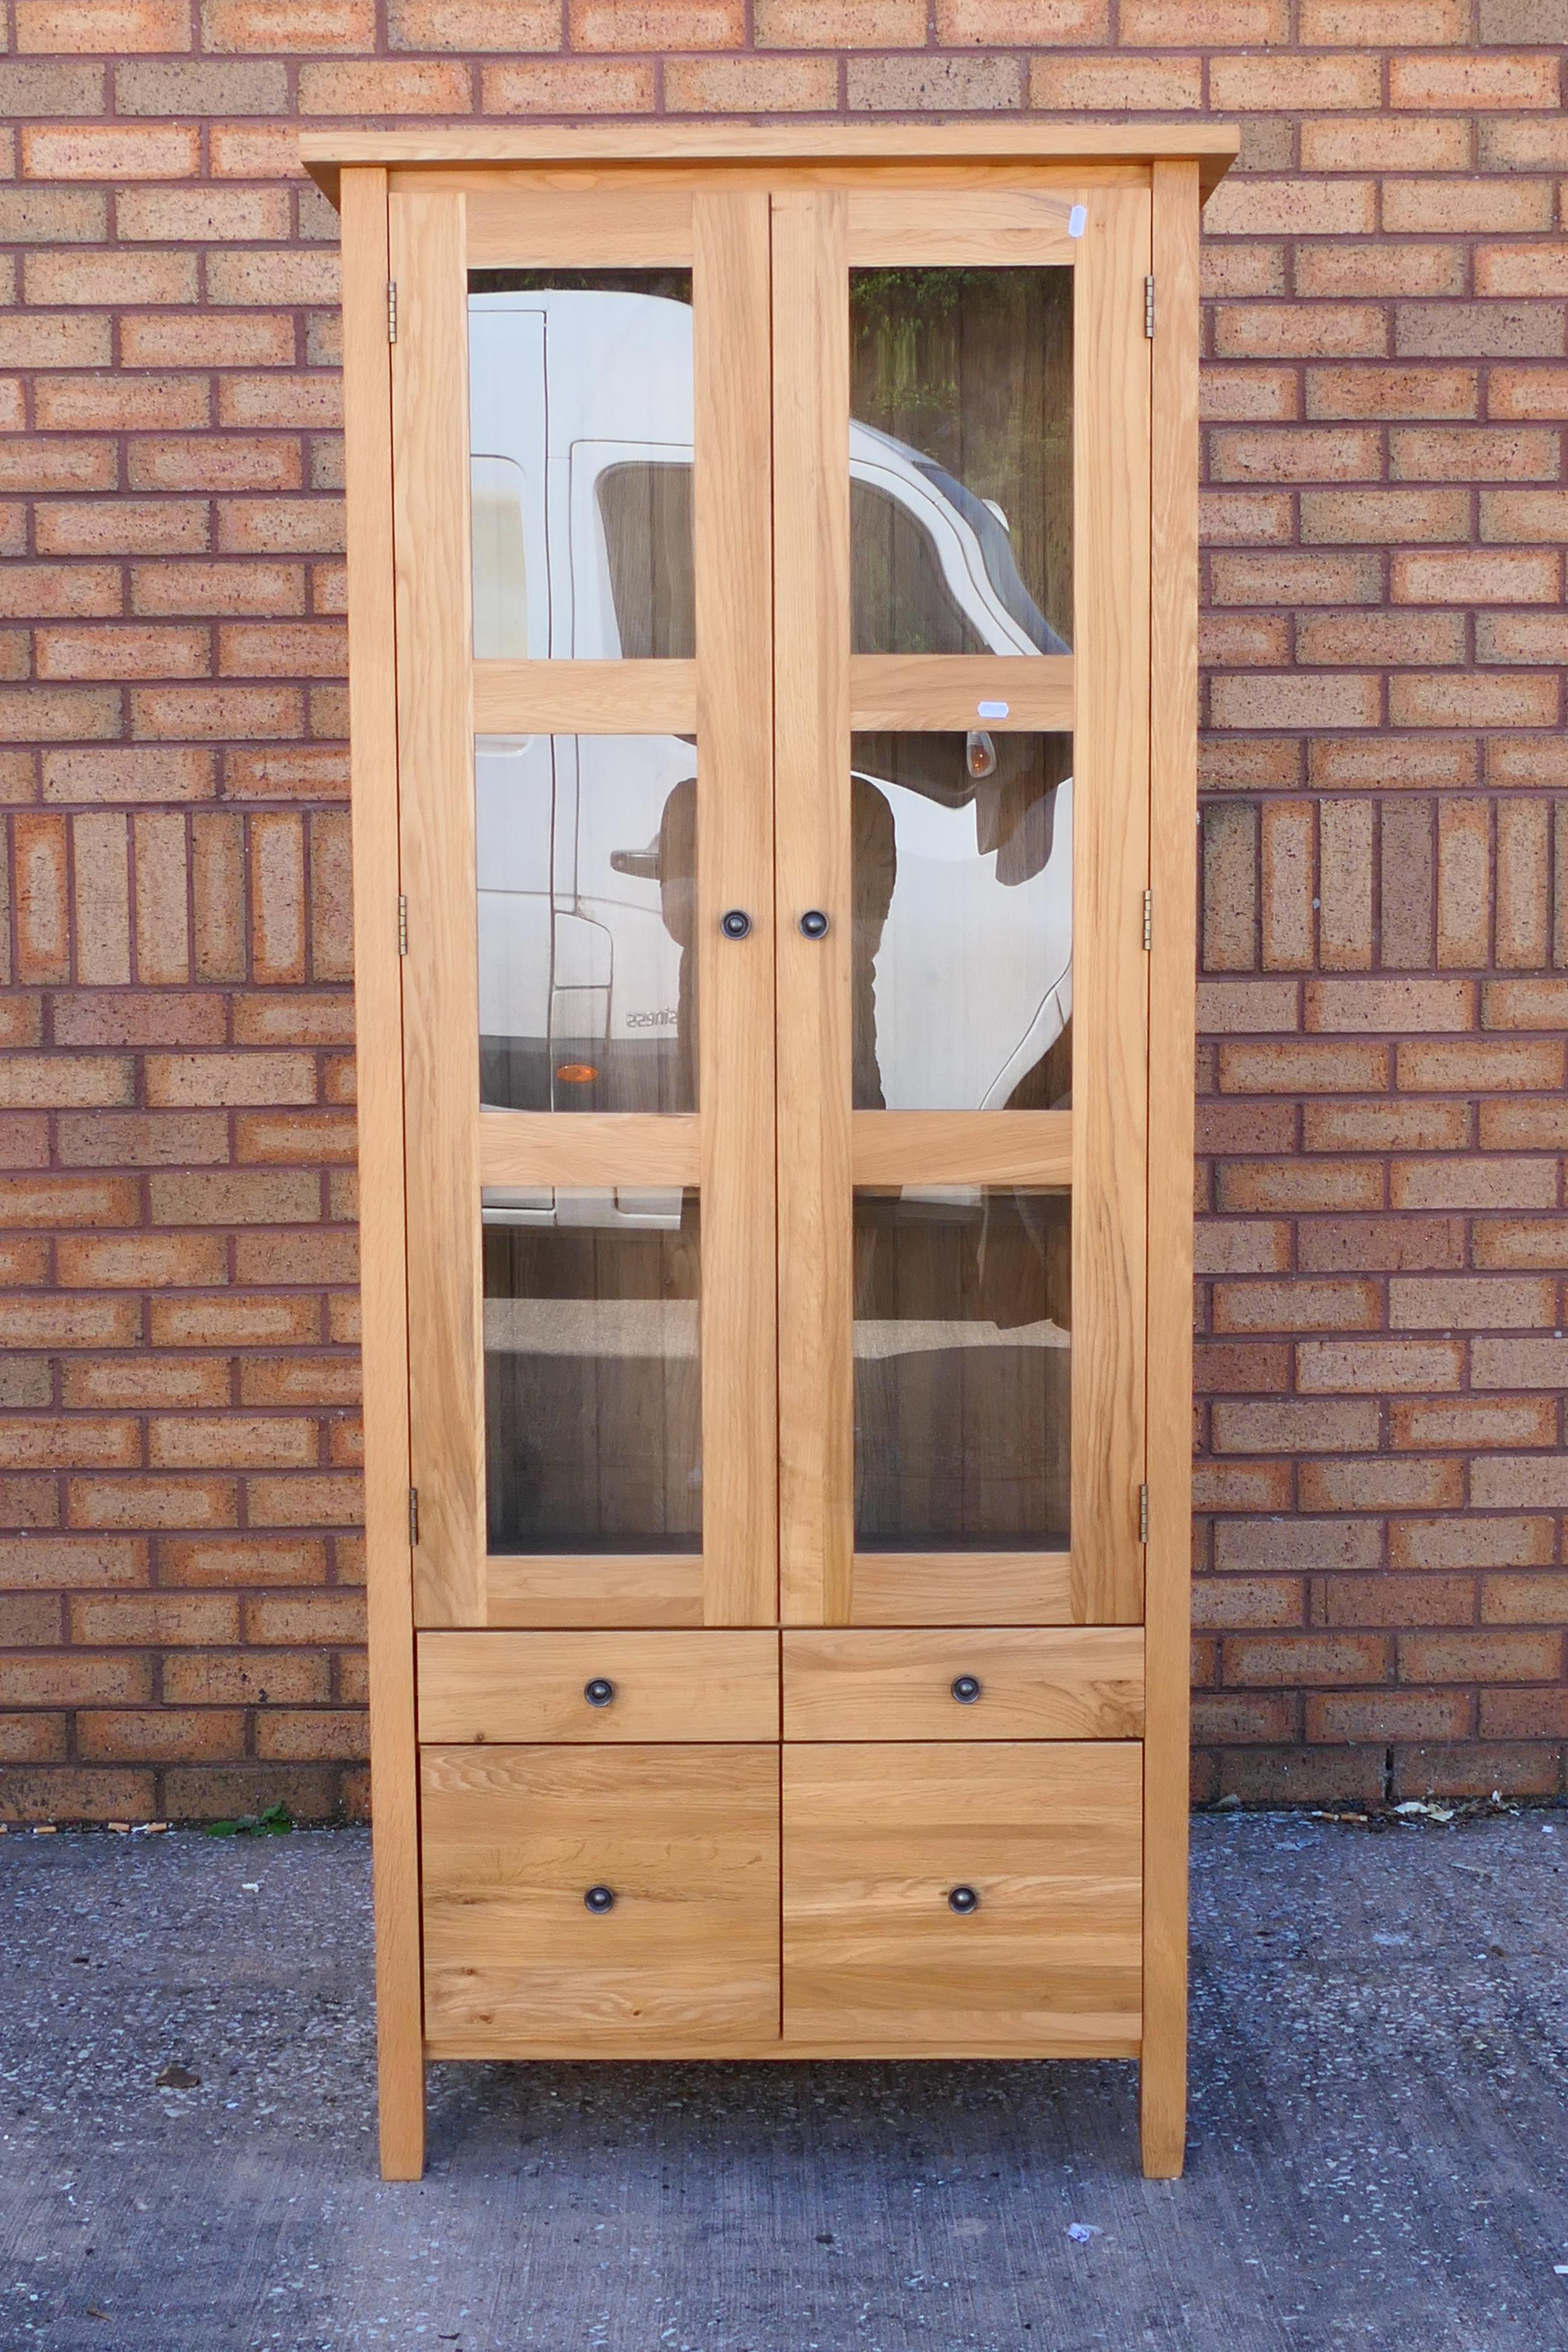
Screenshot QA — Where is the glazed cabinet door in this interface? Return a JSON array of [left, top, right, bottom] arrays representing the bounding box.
[[390, 184, 777, 1630], [771, 183, 1152, 1628]]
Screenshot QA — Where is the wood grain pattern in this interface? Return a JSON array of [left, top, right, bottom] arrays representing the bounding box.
[[782, 1742, 1142, 2054], [417, 1629, 779, 1742], [397, 162, 1156, 200], [478, 1111, 701, 1188], [1141, 157, 1201, 2187], [420, 1744, 780, 2048], [848, 655, 1073, 733], [851, 1111, 1072, 1189], [773, 188, 854, 1628], [485, 1552, 705, 1628], [783, 1627, 1143, 1741], [693, 192, 779, 1627], [472, 659, 696, 737], [421, 2030, 1141, 2060], [1069, 183, 1152, 1630], [392, 185, 486, 1634], [850, 1551, 1074, 1626], [342, 163, 425, 2186], [846, 187, 1079, 266], [466, 185, 692, 266], [301, 123, 1242, 204]]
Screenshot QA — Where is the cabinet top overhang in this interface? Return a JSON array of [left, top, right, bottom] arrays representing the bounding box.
[[300, 121, 1240, 207]]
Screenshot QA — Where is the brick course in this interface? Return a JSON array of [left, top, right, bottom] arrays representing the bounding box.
[[0, 0, 1564, 1818]]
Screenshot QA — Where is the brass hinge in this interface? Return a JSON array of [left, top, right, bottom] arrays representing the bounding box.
[[1142, 887, 1153, 952], [397, 893, 408, 956], [388, 280, 398, 344], [1138, 1483, 1149, 1544], [408, 1486, 419, 1548], [1144, 274, 1155, 339]]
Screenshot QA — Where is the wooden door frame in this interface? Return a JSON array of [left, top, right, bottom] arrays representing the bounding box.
[[771, 179, 1152, 1633], [390, 180, 779, 1638]]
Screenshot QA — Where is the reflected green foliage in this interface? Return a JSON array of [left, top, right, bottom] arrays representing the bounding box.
[[850, 266, 1073, 648]]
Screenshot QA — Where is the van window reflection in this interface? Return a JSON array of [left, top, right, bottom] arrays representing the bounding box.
[[476, 735, 697, 1116], [597, 463, 696, 661]]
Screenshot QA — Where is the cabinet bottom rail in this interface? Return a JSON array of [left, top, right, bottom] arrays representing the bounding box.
[[422, 2029, 1143, 2062]]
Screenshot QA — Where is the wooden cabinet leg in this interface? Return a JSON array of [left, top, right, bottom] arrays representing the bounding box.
[[372, 1783, 426, 2180], [1138, 2028, 1187, 2179], [377, 2020, 426, 2181]]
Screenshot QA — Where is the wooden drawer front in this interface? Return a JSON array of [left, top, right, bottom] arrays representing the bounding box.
[[421, 1745, 780, 2051], [783, 1742, 1142, 2056], [417, 1630, 779, 1743], [783, 1627, 1143, 1741]]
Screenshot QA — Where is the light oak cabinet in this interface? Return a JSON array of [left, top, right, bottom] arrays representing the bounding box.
[[305, 120, 1235, 2184]]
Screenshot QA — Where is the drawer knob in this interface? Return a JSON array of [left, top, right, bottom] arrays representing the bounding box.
[[720, 909, 751, 940], [584, 1884, 616, 1914], [950, 1674, 982, 1705], [947, 1884, 981, 1916], [799, 909, 830, 939], [583, 1677, 615, 1708]]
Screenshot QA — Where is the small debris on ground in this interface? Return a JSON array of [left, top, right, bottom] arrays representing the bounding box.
[[206, 1803, 293, 1840], [154, 2063, 200, 2091]]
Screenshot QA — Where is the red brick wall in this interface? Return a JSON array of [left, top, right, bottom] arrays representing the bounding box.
[[0, 0, 1564, 1821]]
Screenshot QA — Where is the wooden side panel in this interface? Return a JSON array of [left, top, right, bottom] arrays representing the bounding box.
[[1070, 183, 1152, 1627], [485, 1553, 704, 1628], [392, 188, 485, 1629], [418, 1628, 779, 1742], [849, 1550, 1074, 1627], [1141, 157, 1200, 2185], [342, 164, 424, 2184], [773, 188, 853, 1627], [694, 192, 779, 1625], [783, 1625, 1144, 1740], [783, 1742, 1142, 2054], [421, 1744, 780, 2050]]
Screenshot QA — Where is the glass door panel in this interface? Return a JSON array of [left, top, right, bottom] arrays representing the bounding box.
[[854, 1185, 1071, 1550], [394, 184, 775, 1630], [475, 733, 698, 1116], [851, 730, 1073, 1113], [483, 1186, 701, 1555], [773, 182, 1149, 1630], [850, 264, 1072, 658], [468, 267, 694, 663]]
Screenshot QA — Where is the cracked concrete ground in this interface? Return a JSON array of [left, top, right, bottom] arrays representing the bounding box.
[[1, 1810, 1567, 2352]]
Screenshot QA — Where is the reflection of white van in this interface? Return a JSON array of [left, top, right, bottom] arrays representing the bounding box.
[[469, 288, 1073, 1154]]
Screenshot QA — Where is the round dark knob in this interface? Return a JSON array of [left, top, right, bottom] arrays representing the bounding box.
[[583, 1677, 615, 1708], [799, 909, 829, 939], [950, 1674, 982, 1705], [584, 1884, 615, 1913], [948, 1885, 980, 1916], [720, 909, 751, 939]]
